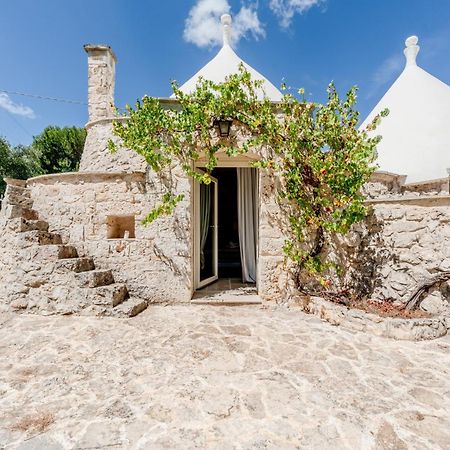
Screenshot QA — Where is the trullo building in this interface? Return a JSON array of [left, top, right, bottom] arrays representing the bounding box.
[[1, 16, 450, 320], [361, 36, 450, 183]]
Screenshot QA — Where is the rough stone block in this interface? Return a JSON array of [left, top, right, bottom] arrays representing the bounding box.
[[34, 245, 79, 260], [8, 218, 49, 233], [259, 237, 285, 256], [10, 297, 29, 310], [55, 257, 95, 273], [385, 221, 426, 235], [112, 297, 147, 317], [21, 231, 63, 246], [392, 233, 417, 248], [91, 283, 128, 307], [420, 291, 448, 315], [405, 209, 425, 221], [4, 193, 33, 209], [69, 224, 85, 242], [1, 205, 38, 220], [258, 256, 290, 301], [5, 184, 30, 198], [76, 269, 114, 288]]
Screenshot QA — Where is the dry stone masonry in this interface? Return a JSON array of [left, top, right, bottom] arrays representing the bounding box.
[[0, 180, 147, 317], [80, 45, 146, 173], [0, 42, 449, 333], [357, 174, 450, 313]]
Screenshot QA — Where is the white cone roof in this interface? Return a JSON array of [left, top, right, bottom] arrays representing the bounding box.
[[361, 36, 450, 183], [173, 14, 283, 102]]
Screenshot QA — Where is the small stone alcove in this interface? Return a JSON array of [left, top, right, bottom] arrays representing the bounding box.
[[107, 215, 136, 239]]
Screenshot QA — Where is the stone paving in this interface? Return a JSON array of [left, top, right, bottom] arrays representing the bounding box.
[[1, 305, 450, 449]]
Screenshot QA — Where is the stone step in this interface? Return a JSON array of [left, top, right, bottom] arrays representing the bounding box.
[[4, 186, 33, 209], [55, 257, 95, 273], [4, 178, 26, 187], [1, 204, 38, 220], [21, 230, 63, 245], [91, 284, 129, 307], [76, 269, 114, 288], [112, 297, 148, 317], [5, 185, 31, 198], [4, 195, 33, 209], [34, 244, 79, 260], [191, 295, 262, 306], [8, 218, 49, 233], [23, 209, 39, 221]]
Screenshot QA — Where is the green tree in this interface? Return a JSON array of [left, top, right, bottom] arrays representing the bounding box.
[[0, 137, 39, 195], [110, 66, 387, 278], [1, 125, 86, 196], [32, 126, 86, 174]]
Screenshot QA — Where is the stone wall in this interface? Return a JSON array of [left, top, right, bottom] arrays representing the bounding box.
[[364, 172, 450, 199], [79, 120, 146, 172], [320, 173, 450, 314], [261, 172, 450, 316], [258, 171, 294, 301], [365, 196, 450, 311], [0, 181, 31, 307], [26, 170, 193, 303], [3, 167, 450, 313], [21, 155, 288, 305]]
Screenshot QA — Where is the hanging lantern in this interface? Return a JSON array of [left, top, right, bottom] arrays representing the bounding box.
[[213, 118, 233, 137]]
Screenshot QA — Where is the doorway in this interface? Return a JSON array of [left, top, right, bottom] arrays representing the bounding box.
[[194, 167, 258, 292]]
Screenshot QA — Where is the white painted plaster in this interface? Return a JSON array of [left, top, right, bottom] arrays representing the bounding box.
[[173, 14, 283, 101], [361, 36, 450, 183]]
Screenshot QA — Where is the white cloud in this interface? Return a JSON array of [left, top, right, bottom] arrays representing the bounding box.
[[269, 0, 324, 28], [184, 0, 265, 48], [234, 6, 265, 44], [367, 54, 403, 98], [0, 92, 35, 118]]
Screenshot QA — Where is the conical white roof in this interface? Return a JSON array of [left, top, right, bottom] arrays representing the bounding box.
[[172, 14, 283, 102], [360, 36, 450, 183]]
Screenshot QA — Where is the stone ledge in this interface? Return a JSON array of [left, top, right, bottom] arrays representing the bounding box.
[[370, 171, 407, 184], [366, 194, 450, 206], [26, 171, 146, 186], [3, 178, 27, 187], [85, 116, 128, 129], [404, 176, 449, 188], [292, 295, 448, 341]]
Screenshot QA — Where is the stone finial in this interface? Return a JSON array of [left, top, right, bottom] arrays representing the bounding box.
[[221, 14, 232, 47], [83, 44, 117, 122], [404, 35, 420, 67]]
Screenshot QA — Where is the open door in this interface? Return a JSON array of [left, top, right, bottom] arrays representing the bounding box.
[[195, 173, 218, 289]]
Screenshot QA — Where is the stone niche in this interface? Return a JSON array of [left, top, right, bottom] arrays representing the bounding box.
[[107, 215, 136, 239]]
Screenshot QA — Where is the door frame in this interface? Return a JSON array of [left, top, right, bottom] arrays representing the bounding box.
[[192, 159, 260, 294], [194, 171, 218, 289]]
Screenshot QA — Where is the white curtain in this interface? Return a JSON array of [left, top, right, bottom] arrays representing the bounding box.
[[237, 168, 258, 283], [200, 183, 211, 270]]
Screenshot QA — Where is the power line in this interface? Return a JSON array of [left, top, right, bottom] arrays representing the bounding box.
[[0, 89, 87, 106], [3, 109, 33, 138]]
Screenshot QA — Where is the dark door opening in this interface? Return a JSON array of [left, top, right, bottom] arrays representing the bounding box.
[[211, 168, 242, 278]]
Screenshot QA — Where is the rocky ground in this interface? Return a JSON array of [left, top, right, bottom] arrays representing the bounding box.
[[0, 305, 450, 449]]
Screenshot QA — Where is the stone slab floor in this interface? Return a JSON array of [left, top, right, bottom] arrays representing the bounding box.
[[1, 305, 450, 450]]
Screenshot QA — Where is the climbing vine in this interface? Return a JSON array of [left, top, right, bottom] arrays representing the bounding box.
[[109, 66, 387, 275]]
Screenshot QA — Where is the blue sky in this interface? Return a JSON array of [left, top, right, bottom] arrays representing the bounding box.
[[1, 0, 449, 146]]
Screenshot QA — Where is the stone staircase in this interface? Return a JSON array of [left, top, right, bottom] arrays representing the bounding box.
[[0, 182, 147, 317]]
